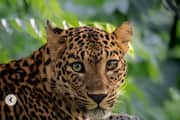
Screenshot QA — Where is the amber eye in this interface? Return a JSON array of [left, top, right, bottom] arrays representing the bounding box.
[[106, 59, 119, 71], [71, 62, 85, 73]]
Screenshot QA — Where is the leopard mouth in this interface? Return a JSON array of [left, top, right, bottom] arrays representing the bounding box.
[[77, 101, 111, 118], [75, 96, 113, 119], [86, 108, 111, 119]]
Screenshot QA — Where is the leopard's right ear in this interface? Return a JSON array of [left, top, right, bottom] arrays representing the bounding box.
[[112, 22, 132, 54], [46, 20, 65, 49]]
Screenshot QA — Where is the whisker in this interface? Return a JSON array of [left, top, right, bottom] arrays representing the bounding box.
[[108, 93, 116, 98], [106, 96, 116, 102]]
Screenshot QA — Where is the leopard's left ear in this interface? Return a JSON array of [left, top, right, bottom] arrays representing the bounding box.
[[112, 22, 133, 54], [46, 20, 65, 49]]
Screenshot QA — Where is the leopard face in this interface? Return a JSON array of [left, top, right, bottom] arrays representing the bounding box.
[[46, 21, 132, 119], [0, 21, 132, 120]]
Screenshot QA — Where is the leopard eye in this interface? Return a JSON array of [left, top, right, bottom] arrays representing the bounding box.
[[106, 59, 119, 71], [71, 62, 85, 73]]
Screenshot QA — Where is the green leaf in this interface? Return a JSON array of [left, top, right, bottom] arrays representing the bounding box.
[[73, 0, 105, 6], [147, 58, 161, 82]]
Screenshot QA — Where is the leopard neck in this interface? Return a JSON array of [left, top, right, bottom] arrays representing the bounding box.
[[26, 44, 55, 93], [10, 44, 54, 93], [0, 44, 53, 92]]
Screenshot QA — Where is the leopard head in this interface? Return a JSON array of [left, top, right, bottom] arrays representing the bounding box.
[[46, 21, 132, 119]]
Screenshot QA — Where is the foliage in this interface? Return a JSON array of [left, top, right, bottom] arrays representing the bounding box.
[[0, 0, 180, 119]]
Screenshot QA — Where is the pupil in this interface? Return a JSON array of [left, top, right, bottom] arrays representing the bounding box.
[[76, 64, 80, 68], [75, 64, 80, 70]]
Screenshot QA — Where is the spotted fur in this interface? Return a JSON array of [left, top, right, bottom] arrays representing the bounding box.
[[0, 21, 138, 120]]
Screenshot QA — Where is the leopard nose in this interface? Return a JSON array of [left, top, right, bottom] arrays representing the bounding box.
[[87, 94, 107, 104]]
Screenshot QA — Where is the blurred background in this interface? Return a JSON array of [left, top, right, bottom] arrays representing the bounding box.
[[0, 0, 180, 119]]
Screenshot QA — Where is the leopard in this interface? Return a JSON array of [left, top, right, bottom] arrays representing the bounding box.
[[0, 20, 139, 120]]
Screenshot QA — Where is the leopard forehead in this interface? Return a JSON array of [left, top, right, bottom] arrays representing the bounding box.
[[66, 26, 115, 47], [61, 26, 121, 62]]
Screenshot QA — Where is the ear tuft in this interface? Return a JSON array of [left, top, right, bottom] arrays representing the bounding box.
[[113, 22, 133, 54], [46, 20, 63, 35], [46, 20, 53, 34], [46, 19, 50, 26]]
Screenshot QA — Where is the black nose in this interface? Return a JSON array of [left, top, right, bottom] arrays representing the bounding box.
[[87, 94, 107, 104]]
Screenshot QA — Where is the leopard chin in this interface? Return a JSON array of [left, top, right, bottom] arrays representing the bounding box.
[[86, 108, 111, 120]]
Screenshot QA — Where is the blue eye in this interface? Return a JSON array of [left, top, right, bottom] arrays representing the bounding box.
[[106, 59, 119, 71], [71, 62, 85, 73]]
